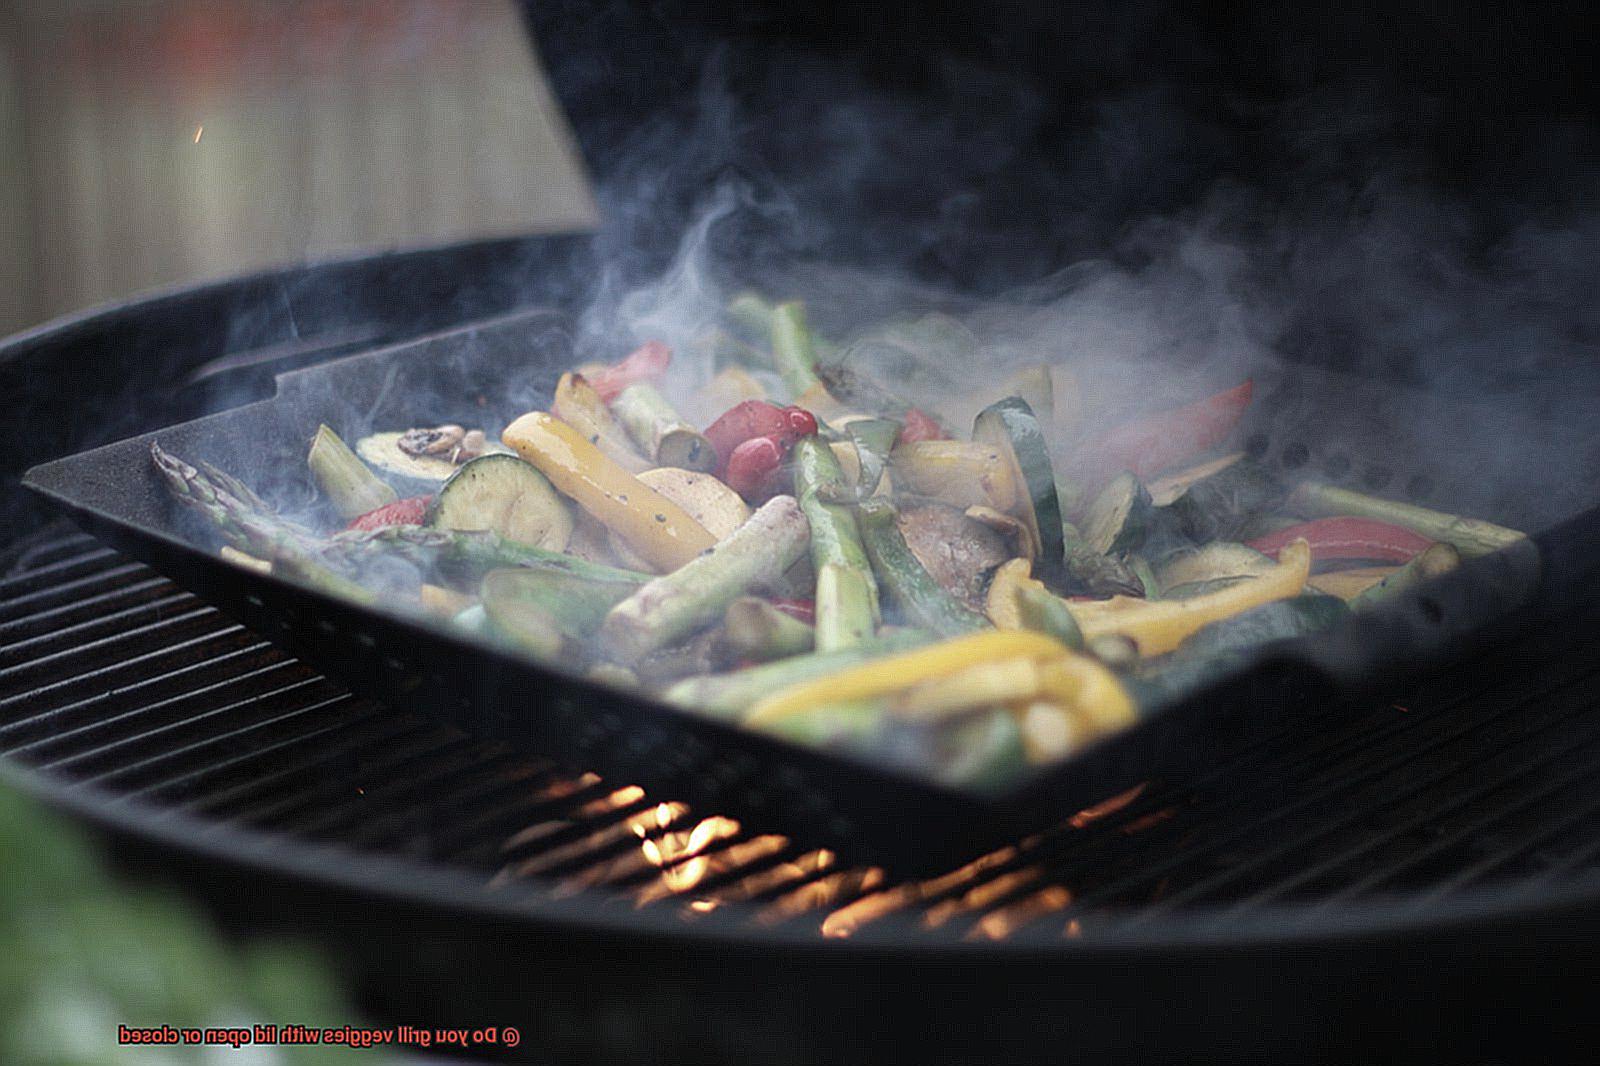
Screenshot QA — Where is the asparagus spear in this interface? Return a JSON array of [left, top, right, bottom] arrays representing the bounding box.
[[661, 629, 934, 720], [1289, 481, 1526, 558], [599, 495, 812, 661], [722, 597, 815, 661], [610, 382, 718, 472], [308, 424, 397, 519], [792, 436, 879, 649], [815, 563, 875, 652], [1350, 542, 1462, 611], [770, 301, 825, 398], [152, 443, 646, 591], [856, 499, 990, 636]]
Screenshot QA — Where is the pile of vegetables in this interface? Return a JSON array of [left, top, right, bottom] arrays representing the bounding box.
[[153, 293, 1527, 791]]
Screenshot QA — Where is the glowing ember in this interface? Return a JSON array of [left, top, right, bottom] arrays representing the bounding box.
[[1065, 918, 1083, 938], [758, 867, 885, 925], [819, 844, 1027, 937], [688, 899, 719, 913], [1119, 808, 1178, 835], [923, 867, 1044, 928], [1068, 784, 1147, 829], [968, 886, 1073, 941]]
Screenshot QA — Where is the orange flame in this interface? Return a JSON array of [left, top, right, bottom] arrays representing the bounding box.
[[1068, 784, 1147, 829]]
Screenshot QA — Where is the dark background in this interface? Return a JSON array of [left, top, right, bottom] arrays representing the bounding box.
[[524, 0, 1599, 289]]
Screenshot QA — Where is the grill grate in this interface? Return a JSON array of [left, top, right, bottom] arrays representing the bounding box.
[[5, 524, 1600, 943]]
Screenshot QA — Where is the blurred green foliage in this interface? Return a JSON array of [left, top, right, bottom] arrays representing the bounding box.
[[0, 783, 363, 1064]]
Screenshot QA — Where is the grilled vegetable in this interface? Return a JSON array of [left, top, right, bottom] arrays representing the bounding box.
[[1128, 594, 1349, 711], [346, 495, 430, 532], [839, 417, 901, 497], [703, 400, 819, 471], [972, 396, 1068, 586], [858, 499, 991, 637], [661, 629, 934, 719], [898, 407, 949, 443], [1155, 541, 1277, 594], [1061, 522, 1146, 598], [894, 502, 1010, 611], [1078, 379, 1254, 482], [815, 562, 876, 652], [155, 443, 631, 591], [792, 435, 879, 646], [482, 565, 645, 643], [722, 596, 816, 661], [743, 629, 1072, 726], [1148, 452, 1245, 506], [1080, 472, 1154, 555], [723, 436, 787, 500], [550, 372, 651, 474], [1161, 458, 1287, 544], [599, 495, 812, 660], [984, 558, 1085, 648], [1066, 538, 1312, 656], [683, 364, 768, 426], [1248, 516, 1432, 564], [1288, 481, 1526, 559], [611, 382, 718, 472], [609, 466, 749, 569], [355, 430, 502, 491], [427, 454, 573, 551], [1349, 541, 1462, 611], [726, 290, 777, 343], [890, 440, 1019, 511], [587, 339, 671, 404], [1309, 566, 1398, 600], [502, 411, 717, 572], [309, 424, 397, 519], [770, 300, 825, 398]]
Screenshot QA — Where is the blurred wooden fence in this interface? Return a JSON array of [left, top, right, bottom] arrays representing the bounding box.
[[0, 0, 596, 335]]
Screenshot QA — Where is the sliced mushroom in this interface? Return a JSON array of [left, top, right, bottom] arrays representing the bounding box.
[[895, 502, 1012, 611], [398, 424, 466, 457]]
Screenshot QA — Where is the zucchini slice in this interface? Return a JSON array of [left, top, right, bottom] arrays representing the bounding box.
[[1155, 541, 1276, 593], [356, 431, 510, 492], [1081, 472, 1154, 556], [972, 397, 1067, 586], [427, 454, 574, 551]]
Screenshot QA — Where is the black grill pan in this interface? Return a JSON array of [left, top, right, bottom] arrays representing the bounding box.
[[22, 307, 1581, 874]]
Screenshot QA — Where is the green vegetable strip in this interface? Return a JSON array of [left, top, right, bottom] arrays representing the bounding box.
[[816, 563, 875, 653], [722, 596, 815, 661], [1289, 481, 1526, 559], [1350, 542, 1462, 612], [770, 300, 824, 398], [610, 382, 716, 471], [726, 291, 777, 345], [307, 423, 396, 519], [481, 567, 645, 641], [599, 495, 812, 661], [661, 629, 934, 719], [856, 499, 991, 636], [1016, 585, 1085, 649], [793, 436, 879, 645], [153, 443, 646, 593]]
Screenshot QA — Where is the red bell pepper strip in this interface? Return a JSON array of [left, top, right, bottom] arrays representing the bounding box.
[[588, 340, 671, 404], [346, 495, 431, 531], [1247, 517, 1432, 563], [1080, 380, 1254, 481], [768, 597, 817, 625], [897, 407, 949, 444]]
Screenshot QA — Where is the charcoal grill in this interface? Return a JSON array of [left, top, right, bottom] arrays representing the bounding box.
[[4, 242, 1600, 1065], [8, 1, 1600, 1060]]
